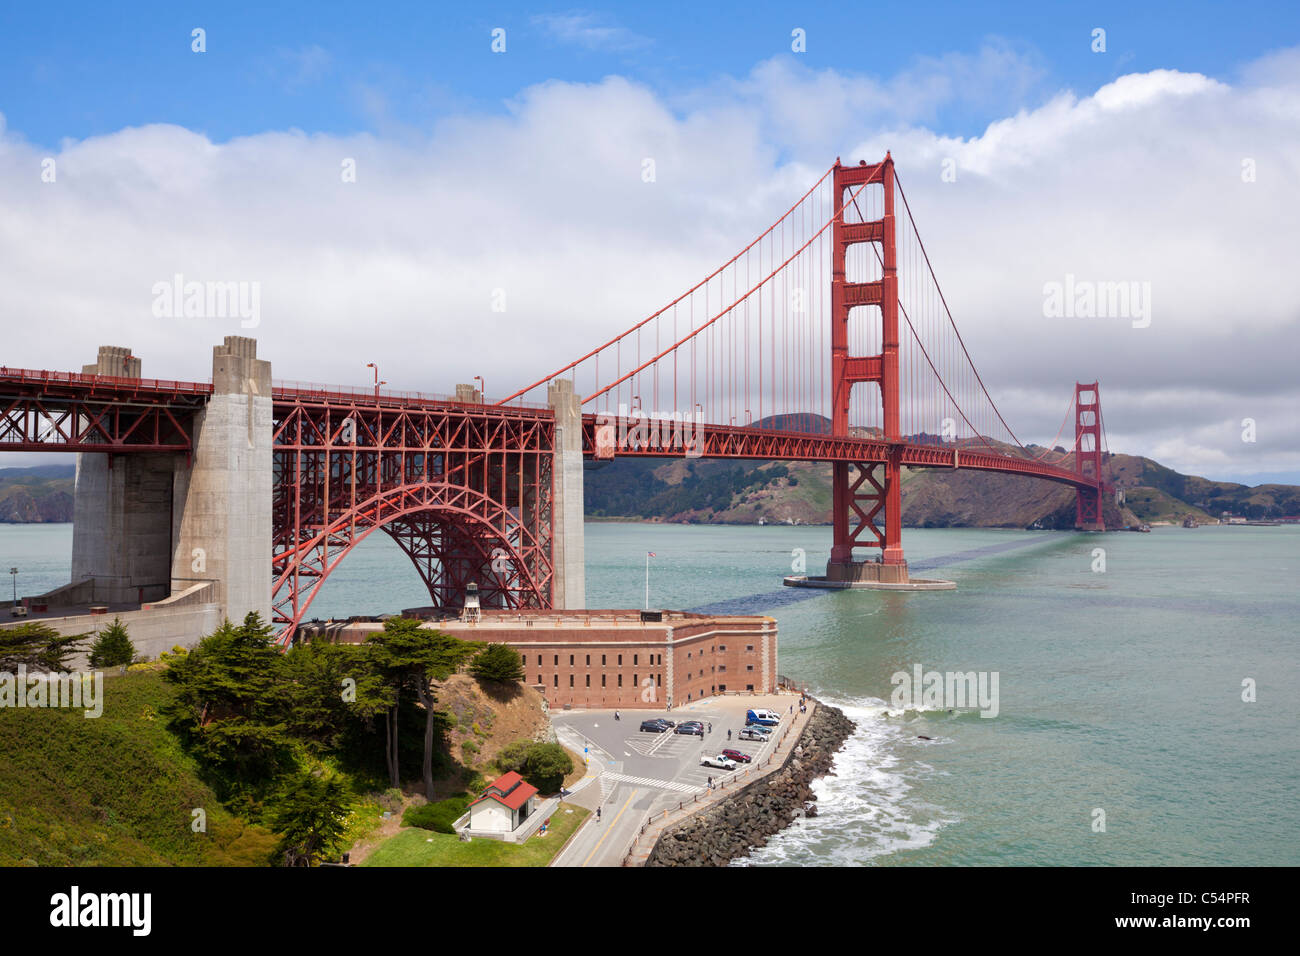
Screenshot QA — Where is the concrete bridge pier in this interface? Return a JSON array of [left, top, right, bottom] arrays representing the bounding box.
[[68, 346, 174, 605], [169, 336, 273, 625], [548, 379, 585, 610]]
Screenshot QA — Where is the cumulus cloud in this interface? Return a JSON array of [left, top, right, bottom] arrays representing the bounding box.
[[0, 47, 1296, 482]]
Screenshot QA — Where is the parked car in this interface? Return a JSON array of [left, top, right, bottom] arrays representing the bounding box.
[[640, 719, 669, 733], [700, 754, 738, 770], [746, 708, 781, 726], [720, 748, 752, 763], [675, 722, 704, 736], [738, 727, 770, 741]]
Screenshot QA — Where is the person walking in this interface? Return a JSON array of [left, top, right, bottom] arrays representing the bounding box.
[[597, 806, 602, 822], [614, 710, 620, 721], [708, 722, 712, 734], [727, 728, 732, 741]]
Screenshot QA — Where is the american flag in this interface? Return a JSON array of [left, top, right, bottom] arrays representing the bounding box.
[[647, 551, 656, 557]]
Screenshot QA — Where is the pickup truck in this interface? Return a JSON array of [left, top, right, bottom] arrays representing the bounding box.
[[700, 754, 738, 770]]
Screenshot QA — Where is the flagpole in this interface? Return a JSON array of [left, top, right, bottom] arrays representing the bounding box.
[[645, 552, 650, 610]]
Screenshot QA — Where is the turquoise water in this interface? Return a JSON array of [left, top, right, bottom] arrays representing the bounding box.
[[5, 520, 1297, 865]]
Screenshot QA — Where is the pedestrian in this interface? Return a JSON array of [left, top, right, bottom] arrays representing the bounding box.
[[727, 728, 732, 741], [614, 710, 620, 721], [597, 806, 602, 822], [708, 776, 713, 789], [708, 722, 712, 733]]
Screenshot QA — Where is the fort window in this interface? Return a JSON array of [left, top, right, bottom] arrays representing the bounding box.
[[553, 675, 558, 687], [618, 674, 623, 687], [554, 654, 558, 665], [601, 654, 606, 665], [746, 684, 754, 692], [585, 675, 590, 687], [585, 654, 590, 665], [633, 654, 638, 665], [746, 645, 754, 651], [601, 675, 606, 687], [569, 674, 574, 687], [618, 654, 623, 665], [569, 654, 574, 666]]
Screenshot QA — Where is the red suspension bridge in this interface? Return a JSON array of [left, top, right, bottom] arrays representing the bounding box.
[[0, 154, 1108, 640]]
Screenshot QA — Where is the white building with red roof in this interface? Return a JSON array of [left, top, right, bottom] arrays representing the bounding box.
[[465, 771, 539, 835]]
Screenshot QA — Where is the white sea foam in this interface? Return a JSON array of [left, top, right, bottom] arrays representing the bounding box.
[[734, 695, 958, 866]]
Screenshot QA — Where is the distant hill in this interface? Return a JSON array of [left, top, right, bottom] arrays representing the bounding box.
[[0, 463, 74, 522], [6, 442, 1297, 530], [583, 425, 1300, 529]]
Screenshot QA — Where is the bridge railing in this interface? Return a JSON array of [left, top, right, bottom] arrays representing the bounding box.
[[0, 366, 213, 397], [272, 379, 551, 413]]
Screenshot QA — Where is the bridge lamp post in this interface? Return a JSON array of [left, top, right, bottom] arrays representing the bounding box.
[[473, 376, 485, 403], [9, 567, 16, 604], [365, 363, 385, 401]]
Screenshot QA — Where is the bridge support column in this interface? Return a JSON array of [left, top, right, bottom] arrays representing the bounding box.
[[68, 346, 174, 604], [170, 337, 273, 624], [548, 379, 585, 610], [1074, 382, 1105, 531]]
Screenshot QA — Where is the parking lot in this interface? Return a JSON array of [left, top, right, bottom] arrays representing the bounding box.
[[551, 693, 802, 866]]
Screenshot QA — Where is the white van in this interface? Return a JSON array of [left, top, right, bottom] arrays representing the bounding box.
[[746, 708, 781, 726]]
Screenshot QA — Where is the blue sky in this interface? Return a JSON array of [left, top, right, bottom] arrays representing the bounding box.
[[2, 1, 1297, 146], [1, 3, 1298, 485]]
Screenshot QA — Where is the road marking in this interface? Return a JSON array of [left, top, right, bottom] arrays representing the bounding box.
[[581, 788, 639, 867], [602, 772, 703, 794]]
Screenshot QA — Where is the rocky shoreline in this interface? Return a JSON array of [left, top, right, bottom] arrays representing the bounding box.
[[645, 702, 856, 867]]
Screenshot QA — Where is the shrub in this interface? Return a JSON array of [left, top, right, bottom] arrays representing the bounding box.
[[520, 742, 572, 794], [402, 795, 470, 834], [88, 618, 136, 668], [470, 643, 525, 684]]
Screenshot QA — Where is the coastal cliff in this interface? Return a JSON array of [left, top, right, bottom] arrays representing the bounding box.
[[646, 702, 855, 866]]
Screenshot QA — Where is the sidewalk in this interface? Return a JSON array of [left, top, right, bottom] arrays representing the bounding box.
[[618, 701, 815, 866]]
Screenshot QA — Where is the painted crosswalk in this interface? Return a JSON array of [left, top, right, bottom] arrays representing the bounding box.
[[601, 771, 703, 794]]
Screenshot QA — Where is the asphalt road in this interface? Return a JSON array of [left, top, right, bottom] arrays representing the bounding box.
[[551, 694, 795, 866]]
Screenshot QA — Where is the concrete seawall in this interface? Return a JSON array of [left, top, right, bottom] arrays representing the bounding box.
[[644, 701, 855, 866]]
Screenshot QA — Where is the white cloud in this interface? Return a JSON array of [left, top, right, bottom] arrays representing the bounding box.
[[532, 13, 651, 53], [1, 48, 1297, 482]]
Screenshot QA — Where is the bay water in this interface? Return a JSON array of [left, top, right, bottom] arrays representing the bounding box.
[[4, 520, 1296, 865]]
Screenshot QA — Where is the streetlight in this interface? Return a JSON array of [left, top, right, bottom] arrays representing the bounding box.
[[365, 363, 385, 401], [9, 567, 16, 604]]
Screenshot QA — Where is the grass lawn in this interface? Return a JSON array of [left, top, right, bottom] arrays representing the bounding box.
[[361, 803, 589, 867]]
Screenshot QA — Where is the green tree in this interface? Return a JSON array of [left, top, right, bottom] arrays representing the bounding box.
[[162, 612, 294, 799], [281, 641, 392, 755], [367, 618, 477, 799], [495, 739, 573, 794], [469, 642, 525, 684], [88, 617, 135, 668], [267, 770, 352, 867], [521, 742, 572, 794], [0, 621, 88, 671]]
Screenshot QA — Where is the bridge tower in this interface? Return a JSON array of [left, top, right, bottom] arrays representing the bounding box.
[[826, 154, 909, 584], [1074, 381, 1105, 530]]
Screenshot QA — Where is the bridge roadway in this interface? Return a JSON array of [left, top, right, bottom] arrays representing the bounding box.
[[0, 365, 1096, 493]]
